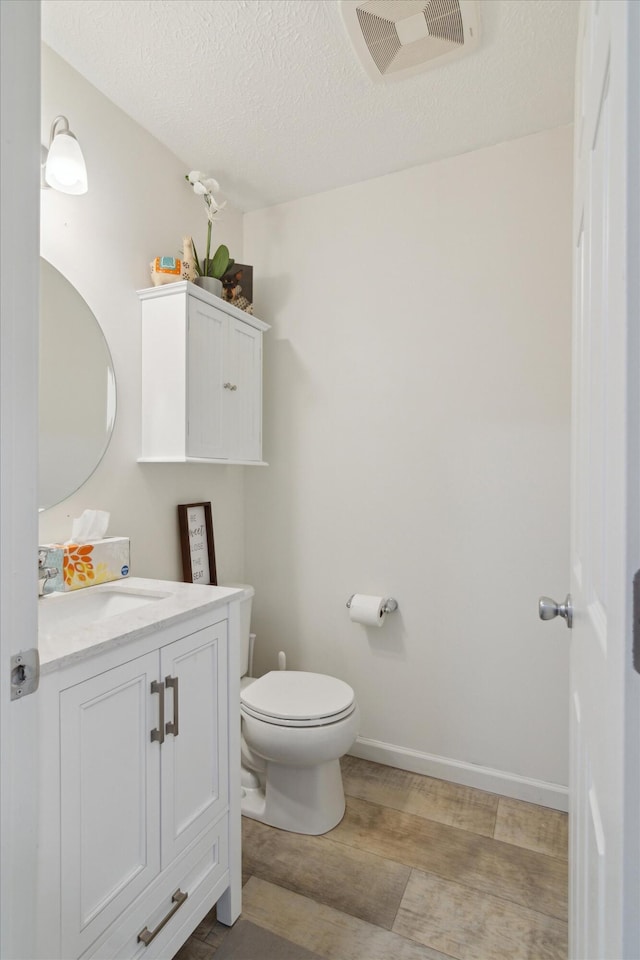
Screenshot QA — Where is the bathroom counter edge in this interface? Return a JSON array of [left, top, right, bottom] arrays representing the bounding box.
[[38, 577, 245, 675]]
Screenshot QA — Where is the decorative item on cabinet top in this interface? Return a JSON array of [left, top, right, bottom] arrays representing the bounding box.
[[137, 281, 270, 466], [221, 264, 253, 315], [184, 170, 234, 298], [150, 254, 188, 287]]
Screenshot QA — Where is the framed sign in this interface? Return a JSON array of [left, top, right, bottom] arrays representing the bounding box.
[[177, 502, 217, 585]]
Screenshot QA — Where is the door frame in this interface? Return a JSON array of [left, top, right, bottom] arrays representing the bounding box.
[[623, 2, 640, 954], [0, 2, 41, 958]]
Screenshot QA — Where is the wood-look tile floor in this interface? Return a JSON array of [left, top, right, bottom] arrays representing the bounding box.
[[174, 756, 568, 960]]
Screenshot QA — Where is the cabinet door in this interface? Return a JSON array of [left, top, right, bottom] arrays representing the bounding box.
[[160, 623, 228, 867], [225, 317, 263, 461], [186, 296, 225, 459], [59, 652, 161, 958]]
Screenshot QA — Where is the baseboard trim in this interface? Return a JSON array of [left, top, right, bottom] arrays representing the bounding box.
[[348, 737, 569, 812]]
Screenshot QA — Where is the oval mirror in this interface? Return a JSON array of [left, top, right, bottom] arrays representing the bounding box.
[[39, 258, 116, 511]]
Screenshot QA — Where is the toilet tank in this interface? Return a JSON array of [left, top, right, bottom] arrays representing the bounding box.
[[225, 584, 254, 676]]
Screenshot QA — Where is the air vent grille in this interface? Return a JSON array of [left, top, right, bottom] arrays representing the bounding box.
[[342, 0, 480, 81], [356, 8, 401, 75], [426, 0, 464, 45]]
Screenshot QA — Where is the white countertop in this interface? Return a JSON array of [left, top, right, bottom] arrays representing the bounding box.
[[38, 577, 248, 674]]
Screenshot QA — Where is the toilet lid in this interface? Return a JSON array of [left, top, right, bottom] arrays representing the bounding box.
[[240, 671, 355, 726]]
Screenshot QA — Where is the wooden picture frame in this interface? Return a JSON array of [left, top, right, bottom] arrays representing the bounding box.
[[177, 502, 217, 585]]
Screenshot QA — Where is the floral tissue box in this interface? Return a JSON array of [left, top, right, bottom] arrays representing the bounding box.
[[39, 537, 130, 592]]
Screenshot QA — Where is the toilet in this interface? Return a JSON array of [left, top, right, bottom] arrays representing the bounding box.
[[236, 588, 359, 835]]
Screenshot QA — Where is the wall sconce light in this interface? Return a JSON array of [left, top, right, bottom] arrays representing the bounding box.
[[41, 115, 88, 195]]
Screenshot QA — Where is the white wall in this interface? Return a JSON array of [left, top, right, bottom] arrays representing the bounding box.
[[244, 126, 573, 802], [39, 46, 246, 584]]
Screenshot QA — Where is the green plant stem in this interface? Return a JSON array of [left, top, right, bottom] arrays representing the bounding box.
[[205, 218, 212, 275]]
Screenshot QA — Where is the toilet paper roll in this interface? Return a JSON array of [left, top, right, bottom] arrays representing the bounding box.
[[349, 594, 386, 627]]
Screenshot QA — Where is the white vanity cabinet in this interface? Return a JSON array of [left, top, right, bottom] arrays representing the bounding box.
[[36, 582, 242, 960], [138, 282, 270, 464]]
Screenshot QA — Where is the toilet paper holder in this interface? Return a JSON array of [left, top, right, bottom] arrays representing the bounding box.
[[346, 595, 398, 614]]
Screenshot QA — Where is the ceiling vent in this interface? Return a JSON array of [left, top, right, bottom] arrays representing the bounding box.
[[340, 0, 481, 81]]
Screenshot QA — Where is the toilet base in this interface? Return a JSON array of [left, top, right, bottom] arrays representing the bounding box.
[[241, 758, 346, 835]]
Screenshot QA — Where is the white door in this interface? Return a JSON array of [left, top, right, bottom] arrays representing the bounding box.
[[0, 4, 41, 959], [59, 653, 161, 958], [160, 625, 228, 866], [568, 2, 640, 957], [226, 318, 262, 462], [187, 296, 226, 459]]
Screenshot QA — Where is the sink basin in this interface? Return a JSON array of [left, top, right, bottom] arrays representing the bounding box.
[[39, 587, 170, 634]]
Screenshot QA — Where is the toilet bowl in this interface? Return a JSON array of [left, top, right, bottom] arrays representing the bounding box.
[[231, 585, 359, 835], [241, 671, 359, 835]]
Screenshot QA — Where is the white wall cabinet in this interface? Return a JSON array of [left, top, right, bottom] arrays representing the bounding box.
[[138, 282, 269, 464], [36, 596, 241, 960]]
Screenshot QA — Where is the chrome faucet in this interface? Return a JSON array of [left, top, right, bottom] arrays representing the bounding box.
[[38, 549, 59, 597]]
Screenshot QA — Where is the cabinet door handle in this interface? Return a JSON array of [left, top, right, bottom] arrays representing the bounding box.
[[150, 680, 165, 744], [137, 888, 188, 946], [165, 675, 179, 737]]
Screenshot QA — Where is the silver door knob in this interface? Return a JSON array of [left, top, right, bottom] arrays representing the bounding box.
[[538, 594, 573, 629]]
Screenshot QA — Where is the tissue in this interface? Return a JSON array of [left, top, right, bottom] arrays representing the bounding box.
[[67, 509, 110, 545]]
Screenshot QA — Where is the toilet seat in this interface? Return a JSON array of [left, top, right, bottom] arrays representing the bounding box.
[[241, 671, 355, 727]]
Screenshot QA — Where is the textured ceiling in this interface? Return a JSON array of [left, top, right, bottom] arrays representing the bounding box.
[[41, 0, 579, 212]]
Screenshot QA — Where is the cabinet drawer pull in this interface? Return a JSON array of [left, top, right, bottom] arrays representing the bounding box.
[[150, 680, 165, 743], [223, 382, 238, 391], [137, 888, 188, 946], [165, 675, 179, 737]]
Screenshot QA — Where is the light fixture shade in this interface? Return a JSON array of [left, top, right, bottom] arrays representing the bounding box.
[[44, 128, 88, 195]]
